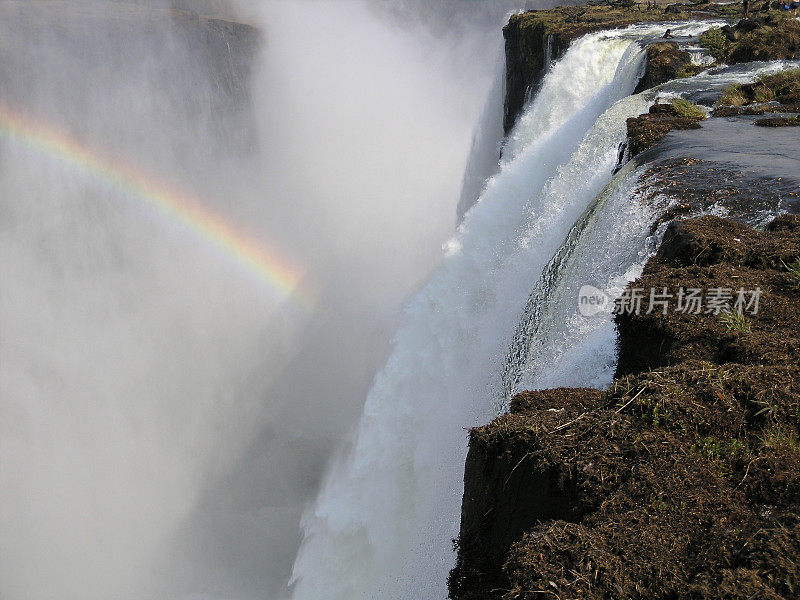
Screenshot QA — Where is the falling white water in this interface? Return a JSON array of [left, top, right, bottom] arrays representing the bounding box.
[[456, 45, 505, 220], [288, 23, 716, 600], [0, 3, 501, 600], [505, 58, 800, 399]]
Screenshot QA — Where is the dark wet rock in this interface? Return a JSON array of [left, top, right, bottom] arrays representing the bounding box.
[[756, 115, 800, 126], [720, 23, 738, 41], [626, 103, 704, 156], [636, 157, 800, 229], [503, 15, 570, 134], [634, 42, 694, 93]]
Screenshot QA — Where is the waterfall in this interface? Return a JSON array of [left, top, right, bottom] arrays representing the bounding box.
[[287, 23, 696, 600]]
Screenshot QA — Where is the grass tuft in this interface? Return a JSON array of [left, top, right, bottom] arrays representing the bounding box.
[[760, 426, 800, 454], [719, 84, 747, 106], [782, 258, 800, 288], [719, 309, 752, 334], [670, 97, 706, 119]]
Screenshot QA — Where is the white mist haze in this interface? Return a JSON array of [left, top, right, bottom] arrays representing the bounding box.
[[0, 1, 512, 599]]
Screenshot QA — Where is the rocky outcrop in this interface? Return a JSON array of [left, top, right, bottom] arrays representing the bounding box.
[[756, 115, 800, 126], [503, 15, 569, 134], [633, 42, 694, 94], [699, 13, 800, 63], [615, 215, 800, 376], [502, 2, 741, 133], [625, 102, 704, 156], [449, 388, 601, 600], [502, 6, 680, 134], [450, 215, 800, 600]]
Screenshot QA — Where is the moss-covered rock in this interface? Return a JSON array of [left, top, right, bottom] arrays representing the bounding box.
[[615, 215, 800, 376], [626, 101, 705, 156], [719, 68, 800, 109], [634, 41, 695, 93], [699, 13, 800, 64], [755, 115, 800, 126]]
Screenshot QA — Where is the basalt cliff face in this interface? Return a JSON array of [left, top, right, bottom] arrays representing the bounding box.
[[453, 5, 800, 600]]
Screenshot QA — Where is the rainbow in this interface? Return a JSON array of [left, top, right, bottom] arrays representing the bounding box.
[[0, 100, 312, 308]]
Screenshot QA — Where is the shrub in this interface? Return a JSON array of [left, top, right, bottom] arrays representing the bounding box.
[[699, 27, 729, 61]]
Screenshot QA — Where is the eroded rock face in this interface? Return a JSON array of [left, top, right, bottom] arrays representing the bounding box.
[[503, 15, 570, 134], [449, 389, 601, 600], [450, 215, 800, 600], [633, 41, 693, 94]]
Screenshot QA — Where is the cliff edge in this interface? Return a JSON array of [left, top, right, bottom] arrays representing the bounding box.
[[453, 4, 800, 599]]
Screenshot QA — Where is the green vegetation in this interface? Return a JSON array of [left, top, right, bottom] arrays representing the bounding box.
[[693, 436, 747, 466], [757, 66, 800, 97], [699, 15, 800, 65], [719, 309, 752, 334], [699, 27, 728, 62], [729, 67, 800, 105], [752, 82, 776, 103], [669, 97, 707, 119], [760, 426, 800, 453], [636, 395, 672, 427], [719, 84, 748, 106], [783, 258, 800, 288]]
